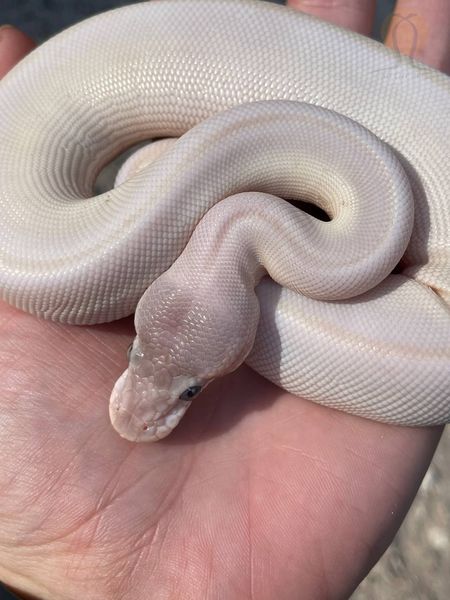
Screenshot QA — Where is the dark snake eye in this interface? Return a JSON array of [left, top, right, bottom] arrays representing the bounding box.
[[179, 385, 202, 401]]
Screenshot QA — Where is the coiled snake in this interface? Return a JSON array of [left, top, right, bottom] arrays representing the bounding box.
[[0, 0, 449, 441]]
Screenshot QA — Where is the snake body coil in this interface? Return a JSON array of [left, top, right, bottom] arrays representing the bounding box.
[[0, 0, 449, 441]]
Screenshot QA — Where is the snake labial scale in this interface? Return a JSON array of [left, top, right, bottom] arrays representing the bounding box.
[[0, 0, 449, 441]]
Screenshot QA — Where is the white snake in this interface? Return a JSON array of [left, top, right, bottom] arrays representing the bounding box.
[[0, 0, 449, 442]]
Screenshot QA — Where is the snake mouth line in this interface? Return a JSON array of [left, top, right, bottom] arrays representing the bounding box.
[[141, 398, 192, 432], [109, 370, 191, 440]]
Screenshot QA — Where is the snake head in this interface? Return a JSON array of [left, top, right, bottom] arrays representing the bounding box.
[[108, 271, 259, 442], [109, 340, 211, 442], [109, 330, 214, 442]]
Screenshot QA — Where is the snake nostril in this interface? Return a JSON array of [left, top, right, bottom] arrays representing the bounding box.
[[142, 423, 149, 431]]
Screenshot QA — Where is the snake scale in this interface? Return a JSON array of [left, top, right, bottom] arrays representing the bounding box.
[[0, 0, 449, 441]]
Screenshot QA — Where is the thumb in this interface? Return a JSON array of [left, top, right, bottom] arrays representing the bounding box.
[[0, 25, 35, 78]]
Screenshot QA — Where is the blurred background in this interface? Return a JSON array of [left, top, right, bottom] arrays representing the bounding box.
[[3, 0, 393, 42], [1, 1, 448, 599]]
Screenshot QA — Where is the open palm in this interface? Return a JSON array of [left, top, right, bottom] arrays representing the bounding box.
[[0, 3, 447, 598], [0, 302, 440, 600]]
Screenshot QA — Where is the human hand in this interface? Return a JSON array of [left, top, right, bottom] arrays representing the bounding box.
[[0, 3, 448, 599]]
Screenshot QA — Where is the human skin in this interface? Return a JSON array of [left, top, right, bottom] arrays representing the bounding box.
[[0, 2, 449, 599]]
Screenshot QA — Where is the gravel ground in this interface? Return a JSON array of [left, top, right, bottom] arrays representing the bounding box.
[[1, 1, 448, 599]]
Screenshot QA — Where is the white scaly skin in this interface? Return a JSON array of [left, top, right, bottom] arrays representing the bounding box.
[[0, 0, 449, 441]]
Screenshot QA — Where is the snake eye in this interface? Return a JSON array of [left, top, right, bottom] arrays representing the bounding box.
[[127, 342, 133, 360], [179, 385, 202, 401]]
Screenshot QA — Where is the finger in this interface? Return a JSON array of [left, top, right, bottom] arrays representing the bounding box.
[[0, 25, 35, 78], [287, 0, 377, 36], [385, 0, 450, 73]]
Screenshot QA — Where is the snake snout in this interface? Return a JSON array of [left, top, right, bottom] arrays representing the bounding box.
[[108, 368, 193, 441]]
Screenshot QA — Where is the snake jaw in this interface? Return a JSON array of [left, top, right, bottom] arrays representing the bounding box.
[[108, 331, 215, 441], [109, 368, 193, 441]]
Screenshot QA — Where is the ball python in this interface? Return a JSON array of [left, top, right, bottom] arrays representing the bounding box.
[[0, 0, 449, 442]]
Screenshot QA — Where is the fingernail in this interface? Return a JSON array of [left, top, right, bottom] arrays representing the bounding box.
[[0, 25, 15, 40]]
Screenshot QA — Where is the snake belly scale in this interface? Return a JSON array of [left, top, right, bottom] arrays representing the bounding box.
[[0, 0, 449, 441]]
